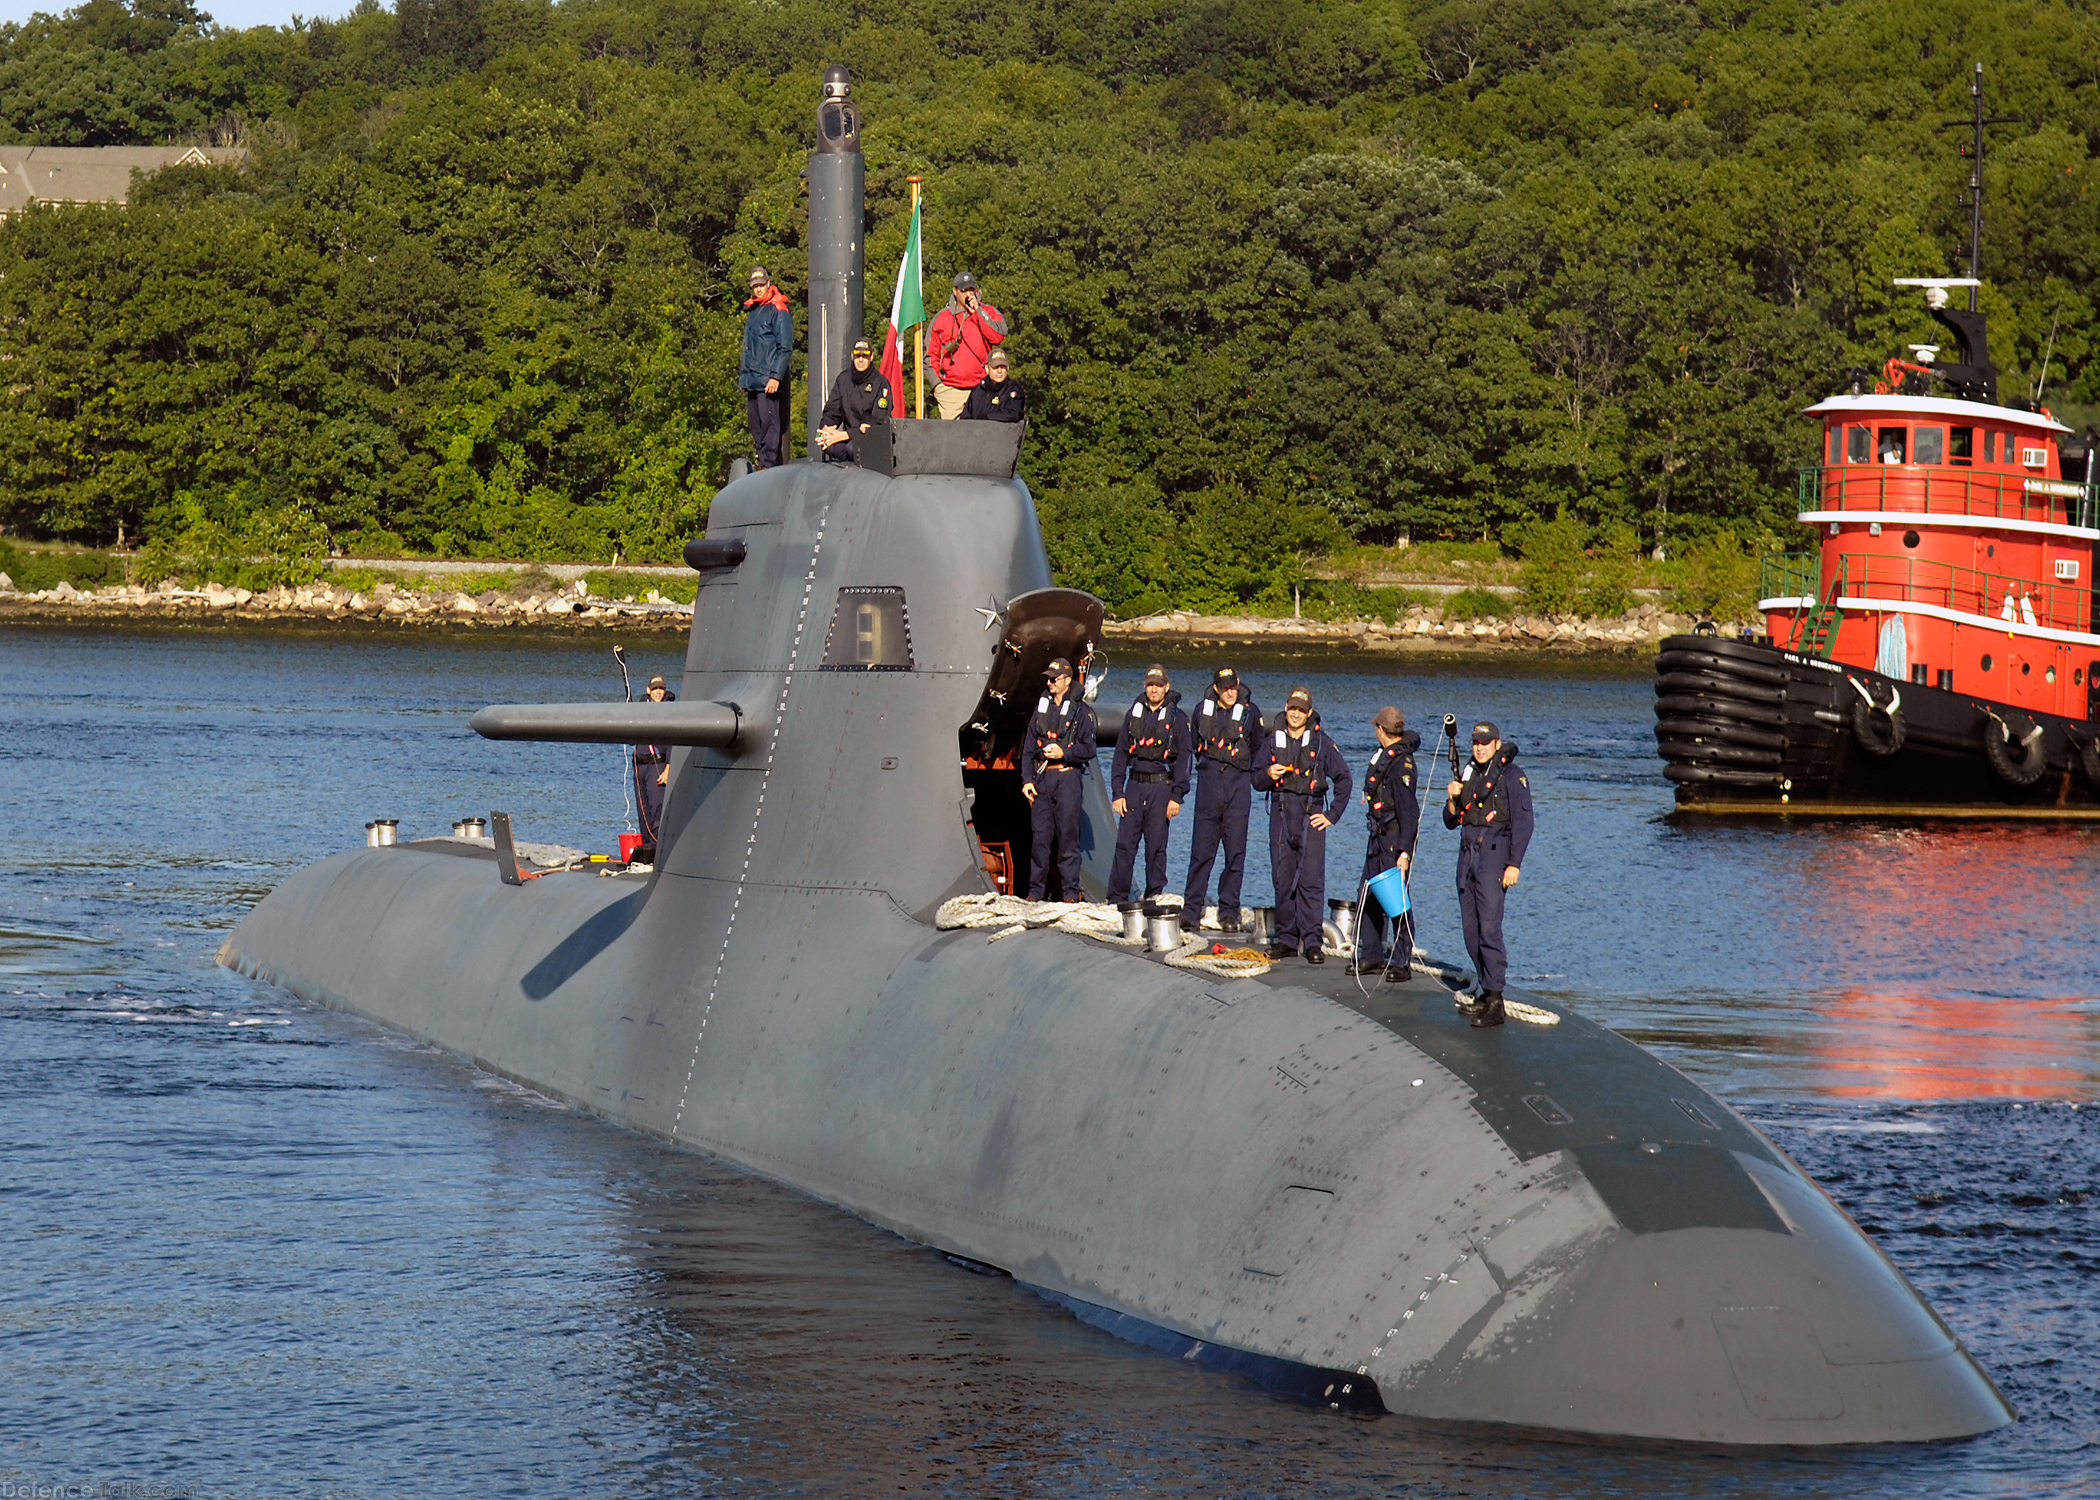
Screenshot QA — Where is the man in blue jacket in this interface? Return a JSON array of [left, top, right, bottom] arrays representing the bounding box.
[[1022, 658, 1098, 902], [1179, 667, 1261, 936], [1256, 687, 1351, 963], [1349, 705, 1420, 980], [739, 266, 793, 469], [1107, 663, 1190, 908], [1442, 721, 1535, 1028]]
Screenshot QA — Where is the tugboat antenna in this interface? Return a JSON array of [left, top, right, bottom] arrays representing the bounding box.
[[1940, 62, 2020, 313]]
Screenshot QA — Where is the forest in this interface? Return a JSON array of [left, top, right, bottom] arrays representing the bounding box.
[[0, 0, 2096, 615]]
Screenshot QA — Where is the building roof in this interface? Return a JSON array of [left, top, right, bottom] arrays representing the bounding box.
[[0, 145, 245, 214]]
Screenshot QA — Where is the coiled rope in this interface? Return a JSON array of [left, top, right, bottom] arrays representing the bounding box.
[[934, 893, 1273, 978]]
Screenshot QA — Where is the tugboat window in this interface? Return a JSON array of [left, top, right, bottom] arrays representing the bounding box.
[[819, 587, 913, 670], [1878, 428, 1907, 464], [1981, 654, 1993, 672], [1914, 427, 1945, 464], [1847, 425, 1871, 464], [1828, 426, 1842, 464], [1903, 530, 1921, 548], [1950, 426, 1974, 463], [1984, 431, 1997, 463]]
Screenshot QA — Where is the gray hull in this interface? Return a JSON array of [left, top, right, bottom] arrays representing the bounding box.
[[222, 462, 2011, 1443]]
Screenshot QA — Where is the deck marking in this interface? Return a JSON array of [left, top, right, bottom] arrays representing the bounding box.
[[674, 506, 829, 1138]]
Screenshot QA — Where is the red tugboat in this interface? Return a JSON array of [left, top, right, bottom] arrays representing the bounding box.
[[1657, 64, 2100, 816]]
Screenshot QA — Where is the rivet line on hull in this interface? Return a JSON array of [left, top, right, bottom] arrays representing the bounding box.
[[674, 509, 830, 1137]]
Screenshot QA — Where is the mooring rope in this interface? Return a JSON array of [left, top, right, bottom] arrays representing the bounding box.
[[934, 893, 1274, 976]]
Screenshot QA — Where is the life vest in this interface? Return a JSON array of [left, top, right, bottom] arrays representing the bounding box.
[[1455, 755, 1514, 829], [1364, 746, 1413, 824], [1270, 728, 1325, 796], [1124, 700, 1176, 763], [1033, 695, 1083, 771], [1195, 697, 1254, 770]]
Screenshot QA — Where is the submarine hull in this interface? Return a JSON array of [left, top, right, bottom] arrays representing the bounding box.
[[221, 460, 2011, 1444]]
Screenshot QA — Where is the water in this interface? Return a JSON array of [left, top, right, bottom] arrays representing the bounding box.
[[2, 627, 2094, 1497]]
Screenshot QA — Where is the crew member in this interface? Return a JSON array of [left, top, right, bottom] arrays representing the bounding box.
[[963, 349, 1025, 422], [1348, 706, 1420, 980], [817, 338, 892, 463], [739, 266, 793, 469], [1256, 687, 1350, 963], [1107, 664, 1189, 908], [1442, 721, 1534, 1028], [633, 674, 676, 849], [1022, 657, 1097, 902], [1179, 667, 1260, 935], [928, 272, 1006, 420]]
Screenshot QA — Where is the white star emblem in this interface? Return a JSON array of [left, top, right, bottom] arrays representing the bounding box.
[[976, 596, 1004, 631]]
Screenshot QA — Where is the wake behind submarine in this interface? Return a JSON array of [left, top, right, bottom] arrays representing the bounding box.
[[218, 68, 2011, 1445]]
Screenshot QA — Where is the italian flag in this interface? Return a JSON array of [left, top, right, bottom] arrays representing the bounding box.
[[880, 197, 923, 414]]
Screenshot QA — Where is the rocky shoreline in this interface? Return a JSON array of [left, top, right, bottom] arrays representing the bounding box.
[[0, 575, 693, 629], [0, 574, 1729, 652], [1103, 602, 1729, 653]]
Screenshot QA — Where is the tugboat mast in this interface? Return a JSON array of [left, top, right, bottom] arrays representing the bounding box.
[[1952, 62, 2017, 315]]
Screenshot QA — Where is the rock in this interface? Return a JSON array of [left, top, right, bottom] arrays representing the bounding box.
[[451, 593, 481, 614], [0, 572, 13, 592], [348, 592, 368, 612], [52, 579, 79, 600], [544, 598, 576, 615], [382, 596, 412, 615]]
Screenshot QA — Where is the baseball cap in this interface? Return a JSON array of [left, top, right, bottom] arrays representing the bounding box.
[[953, 271, 978, 291], [1144, 664, 1168, 685], [1045, 657, 1073, 678], [986, 349, 1010, 368], [647, 675, 667, 690], [1373, 706, 1405, 733], [1286, 687, 1313, 710], [1472, 721, 1500, 744], [851, 337, 873, 353], [1212, 667, 1239, 689]]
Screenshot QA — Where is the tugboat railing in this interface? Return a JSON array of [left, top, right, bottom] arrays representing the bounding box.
[[1823, 551, 2099, 635], [1796, 465, 2099, 532]]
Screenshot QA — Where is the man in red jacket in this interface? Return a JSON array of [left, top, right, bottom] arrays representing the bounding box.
[[928, 271, 1006, 419]]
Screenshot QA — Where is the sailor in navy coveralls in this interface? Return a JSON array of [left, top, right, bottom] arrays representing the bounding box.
[[1349, 705, 1420, 979], [1256, 687, 1351, 963], [1179, 667, 1261, 935], [1442, 721, 1534, 1028], [1107, 663, 1190, 906], [1022, 657, 1098, 902], [633, 674, 676, 848]]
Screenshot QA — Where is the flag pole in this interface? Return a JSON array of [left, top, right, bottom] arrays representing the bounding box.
[[909, 176, 924, 420]]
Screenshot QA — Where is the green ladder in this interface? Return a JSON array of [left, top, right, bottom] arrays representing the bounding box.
[[1794, 596, 1842, 658]]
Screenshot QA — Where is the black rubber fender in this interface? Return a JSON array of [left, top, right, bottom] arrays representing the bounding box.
[[1849, 690, 1906, 757], [1655, 694, 1786, 727], [1983, 709, 2048, 786], [1657, 740, 1782, 767], [2069, 725, 2100, 789], [1655, 650, 1793, 687], [1653, 716, 1788, 751], [1655, 671, 1787, 704], [1658, 635, 1797, 671], [1663, 763, 1784, 787]]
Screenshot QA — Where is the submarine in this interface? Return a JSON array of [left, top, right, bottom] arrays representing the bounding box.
[[219, 68, 2013, 1445]]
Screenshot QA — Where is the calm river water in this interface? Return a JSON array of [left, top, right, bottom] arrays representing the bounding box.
[[2, 626, 2094, 1497]]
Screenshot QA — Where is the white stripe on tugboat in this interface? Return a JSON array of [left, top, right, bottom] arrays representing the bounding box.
[[1797, 508, 2100, 544]]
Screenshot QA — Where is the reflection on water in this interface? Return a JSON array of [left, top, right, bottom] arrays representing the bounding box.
[[0, 629, 2094, 1497]]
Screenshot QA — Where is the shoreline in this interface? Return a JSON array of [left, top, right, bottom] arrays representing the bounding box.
[[0, 583, 1728, 654]]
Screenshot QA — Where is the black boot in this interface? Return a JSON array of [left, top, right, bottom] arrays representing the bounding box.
[[1470, 990, 1506, 1028], [1455, 989, 1486, 1014], [1304, 948, 1326, 965], [1385, 967, 1411, 983]]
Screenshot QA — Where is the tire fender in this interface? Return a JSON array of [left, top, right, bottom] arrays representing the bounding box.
[[1983, 709, 2048, 786], [1847, 677, 1905, 757]]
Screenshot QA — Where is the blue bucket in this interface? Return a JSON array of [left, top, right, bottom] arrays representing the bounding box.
[[1366, 866, 1410, 918]]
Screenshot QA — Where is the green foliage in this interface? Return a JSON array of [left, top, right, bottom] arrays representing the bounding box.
[[1663, 533, 1764, 622], [0, 0, 2096, 623], [582, 568, 696, 602], [0, 539, 121, 589], [135, 487, 328, 588], [1441, 585, 1509, 622]]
